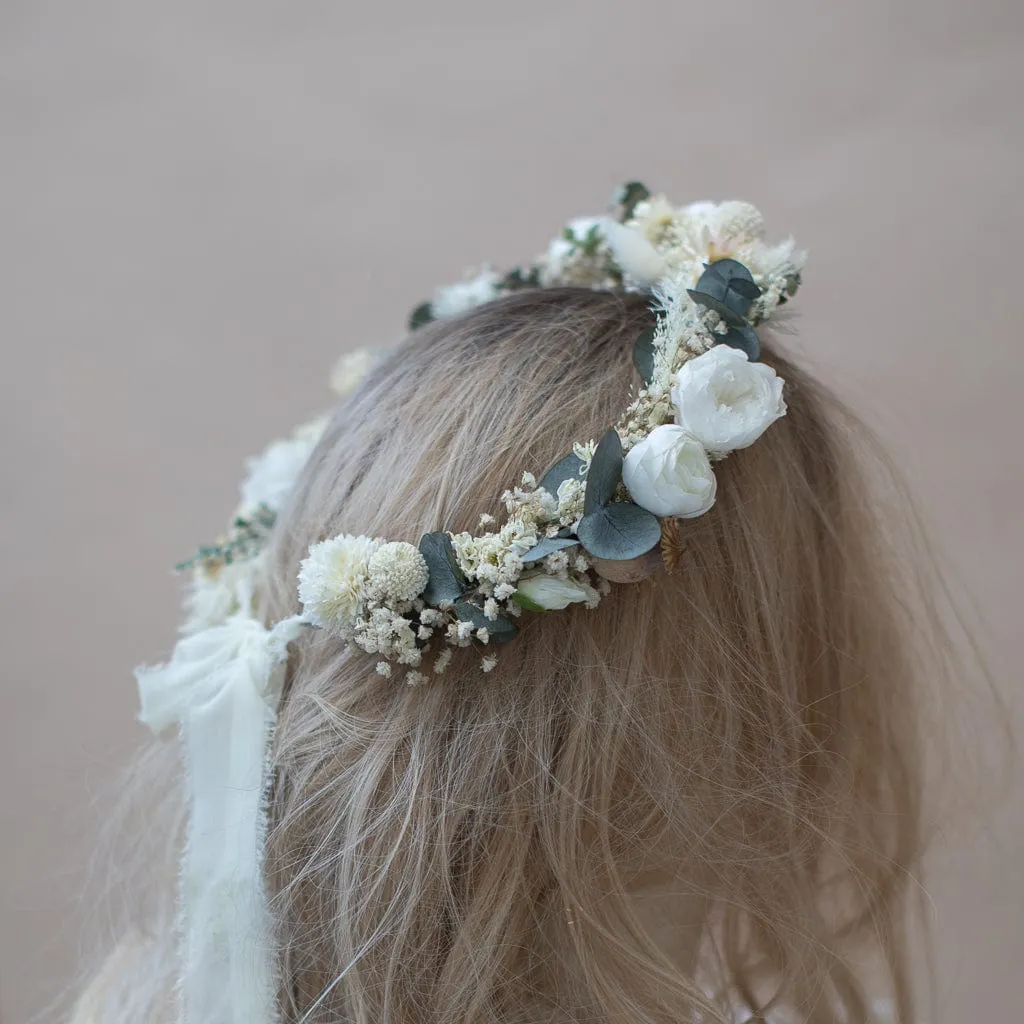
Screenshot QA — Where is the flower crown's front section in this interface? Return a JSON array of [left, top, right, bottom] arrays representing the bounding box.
[[293, 183, 805, 682]]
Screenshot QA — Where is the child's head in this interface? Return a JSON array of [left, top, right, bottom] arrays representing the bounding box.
[[74, 196, 957, 1024], [259, 288, 925, 1022]]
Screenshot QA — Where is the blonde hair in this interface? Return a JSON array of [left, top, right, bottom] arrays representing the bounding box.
[[75, 288, 954, 1023]]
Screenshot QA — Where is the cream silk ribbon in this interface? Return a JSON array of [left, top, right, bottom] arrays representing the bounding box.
[[136, 612, 305, 1024]]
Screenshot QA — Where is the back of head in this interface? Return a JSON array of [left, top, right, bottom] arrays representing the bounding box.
[[261, 288, 923, 1023], [71, 196, 952, 1024]]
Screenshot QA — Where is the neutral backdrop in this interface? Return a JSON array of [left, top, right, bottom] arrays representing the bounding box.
[[1, 2, 1021, 1021]]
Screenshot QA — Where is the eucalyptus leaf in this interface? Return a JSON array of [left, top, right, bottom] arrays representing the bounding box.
[[419, 532, 466, 605], [503, 266, 541, 291], [583, 429, 623, 516], [539, 452, 584, 496], [408, 302, 434, 331], [691, 259, 761, 320], [686, 289, 747, 328], [454, 601, 517, 642], [717, 322, 761, 361], [633, 326, 657, 384], [521, 537, 580, 562], [577, 501, 662, 561], [615, 181, 651, 222]]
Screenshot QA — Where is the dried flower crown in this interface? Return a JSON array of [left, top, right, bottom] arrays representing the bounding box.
[[138, 183, 806, 1024], [181, 183, 805, 683]]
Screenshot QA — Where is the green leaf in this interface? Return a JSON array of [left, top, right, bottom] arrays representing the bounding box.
[[614, 181, 651, 222], [408, 302, 434, 331], [583, 429, 623, 516], [419, 532, 466, 605], [717, 322, 761, 361], [539, 452, 584, 496], [686, 289, 747, 327], [577, 501, 662, 561], [503, 266, 541, 291], [455, 601, 517, 642], [689, 259, 761, 321], [521, 537, 580, 562], [633, 326, 657, 384]]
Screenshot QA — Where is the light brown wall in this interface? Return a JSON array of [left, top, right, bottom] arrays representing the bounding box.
[[1, 2, 1021, 1021]]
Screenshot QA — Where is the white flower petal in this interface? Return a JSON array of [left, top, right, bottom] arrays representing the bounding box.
[[600, 218, 667, 286], [622, 424, 717, 519], [671, 346, 786, 454]]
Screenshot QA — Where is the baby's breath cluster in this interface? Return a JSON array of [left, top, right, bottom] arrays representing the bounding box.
[[295, 465, 606, 683]]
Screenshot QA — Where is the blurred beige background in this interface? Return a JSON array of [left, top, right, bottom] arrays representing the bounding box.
[[1, 1, 1021, 1021]]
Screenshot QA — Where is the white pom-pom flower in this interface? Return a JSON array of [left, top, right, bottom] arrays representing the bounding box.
[[367, 541, 430, 603], [298, 534, 381, 631], [622, 424, 717, 519], [432, 267, 502, 318], [671, 345, 786, 454], [330, 348, 375, 397]]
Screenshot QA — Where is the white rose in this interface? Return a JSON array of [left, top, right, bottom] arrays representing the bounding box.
[[514, 574, 593, 611], [622, 424, 717, 519], [671, 345, 786, 454]]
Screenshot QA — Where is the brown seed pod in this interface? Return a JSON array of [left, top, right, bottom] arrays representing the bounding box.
[[659, 517, 686, 575]]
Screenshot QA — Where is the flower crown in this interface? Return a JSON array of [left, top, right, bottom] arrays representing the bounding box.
[[295, 184, 802, 682], [136, 183, 805, 1024]]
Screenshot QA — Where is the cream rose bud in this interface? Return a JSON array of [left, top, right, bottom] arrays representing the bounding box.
[[514, 574, 592, 611], [671, 345, 786, 454], [622, 425, 717, 519]]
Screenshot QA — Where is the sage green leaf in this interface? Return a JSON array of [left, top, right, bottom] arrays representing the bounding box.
[[717, 323, 761, 361], [408, 302, 434, 331], [521, 537, 580, 562], [539, 452, 584, 495], [577, 501, 662, 561], [690, 259, 761, 320], [503, 266, 541, 291], [584, 429, 623, 516], [454, 601, 517, 642], [686, 289, 747, 327], [615, 181, 652, 222], [419, 531, 466, 605], [633, 326, 657, 384]]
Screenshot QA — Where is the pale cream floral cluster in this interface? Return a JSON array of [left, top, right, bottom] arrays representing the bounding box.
[[297, 466, 605, 682], [181, 188, 805, 684], [296, 188, 804, 683]]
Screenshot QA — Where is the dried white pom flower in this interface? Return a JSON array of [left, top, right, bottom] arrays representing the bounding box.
[[298, 534, 380, 631], [493, 583, 516, 601], [481, 655, 498, 673], [476, 628, 490, 645], [405, 670, 427, 687], [367, 541, 430, 603], [376, 661, 392, 678], [484, 598, 500, 621], [330, 348, 375, 397], [432, 267, 502, 318], [434, 648, 453, 675]]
